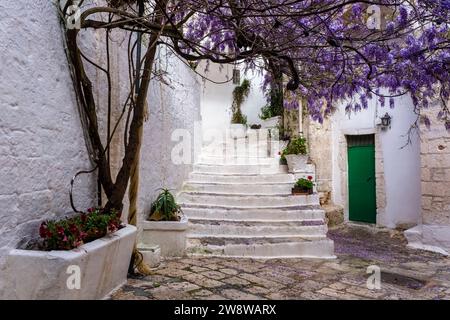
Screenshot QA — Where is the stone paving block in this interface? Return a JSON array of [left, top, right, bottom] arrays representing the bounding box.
[[181, 258, 209, 267], [345, 285, 386, 299], [299, 291, 337, 300], [189, 266, 210, 273], [204, 263, 222, 270], [164, 261, 190, 270], [256, 270, 297, 285], [329, 282, 348, 291], [222, 276, 251, 286], [201, 270, 228, 280], [238, 273, 285, 290], [221, 289, 264, 300], [181, 273, 224, 288], [219, 268, 239, 275], [317, 288, 366, 300], [246, 286, 271, 295], [166, 281, 200, 292], [155, 268, 192, 278], [191, 289, 214, 297], [293, 280, 327, 291]]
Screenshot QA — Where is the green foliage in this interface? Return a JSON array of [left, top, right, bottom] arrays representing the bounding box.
[[39, 208, 122, 251], [295, 178, 314, 190], [260, 88, 283, 120], [149, 189, 181, 221], [231, 112, 248, 125], [231, 79, 251, 124], [281, 136, 308, 161], [259, 105, 276, 120]]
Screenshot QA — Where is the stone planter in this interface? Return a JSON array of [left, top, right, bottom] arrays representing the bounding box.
[[285, 154, 309, 173], [229, 124, 247, 139], [1, 225, 137, 300], [261, 116, 281, 129], [141, 216, 189, 257]]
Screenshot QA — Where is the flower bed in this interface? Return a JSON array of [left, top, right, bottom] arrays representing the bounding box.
[[0, 208, 137, 300], [38, 208, 123, 251]]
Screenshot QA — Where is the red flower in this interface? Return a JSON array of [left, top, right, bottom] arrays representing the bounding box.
[[307, 176, 313, 181], [57, 226, 65, 236], [39, 222, 48, 238]]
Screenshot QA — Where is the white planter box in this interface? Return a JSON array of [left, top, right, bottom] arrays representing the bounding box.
[[229, 124, 247, 139], [0, 225, 137, 300], [285, 154, 309, 173], [141, 216, 189, 257], [261, 116, 281, 129]]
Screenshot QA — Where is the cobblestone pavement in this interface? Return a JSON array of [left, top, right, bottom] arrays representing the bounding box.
[[111, 225, 450, 300]]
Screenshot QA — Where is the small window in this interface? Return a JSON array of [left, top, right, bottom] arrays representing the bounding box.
[[347, 134, 375, 147]]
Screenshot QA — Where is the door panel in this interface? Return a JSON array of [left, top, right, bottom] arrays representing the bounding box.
[[348, 144, 376, 223]]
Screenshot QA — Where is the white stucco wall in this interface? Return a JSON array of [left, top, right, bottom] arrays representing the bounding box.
[[137, 48, 201, 224], [199, 62, 267, 139], [331, 93, 421, 228], [0, 0, 97, 255], [0, 1, 201, 265]]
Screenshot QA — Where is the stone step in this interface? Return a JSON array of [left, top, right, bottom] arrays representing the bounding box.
[[201, 150, 271, 158], [186, 236, 335, 259], [189, 219, 327, 237], [181, 206, 325, 221], [182, 181, 294, 195], [197, 156, 278, 166], [179, 193, 320, 208], [193, 164, 286, 175], [188, 172, 295, 184]]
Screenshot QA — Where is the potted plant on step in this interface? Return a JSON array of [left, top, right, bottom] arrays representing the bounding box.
[[281, 136, 309, 173], [292, 176, 314, 195], [2, 208, 137, 300], [141, 189, 188, 257]]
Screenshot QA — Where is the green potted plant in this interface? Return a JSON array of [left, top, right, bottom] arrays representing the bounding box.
[[230, 79, 250, 138], [292, 176, 314, 195], [141, 189, 188, 257], [281, 136, 309, 173]]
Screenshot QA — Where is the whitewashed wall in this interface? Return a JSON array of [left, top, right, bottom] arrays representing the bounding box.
[[0, 1, 200, 269], [0, 1, 97, 257], [331, 93, 422, 228], [199, 62, 267, 140], [136, 48, 201, 224]]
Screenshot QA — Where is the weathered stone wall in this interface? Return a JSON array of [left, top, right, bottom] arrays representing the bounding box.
[[420, 107, 450, 226], [0, 0, 200, 264], [305, 114, 333, 204], [405, 104, 450, 254]]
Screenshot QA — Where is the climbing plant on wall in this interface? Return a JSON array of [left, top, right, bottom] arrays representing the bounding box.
[[231, 79, 251, 125]]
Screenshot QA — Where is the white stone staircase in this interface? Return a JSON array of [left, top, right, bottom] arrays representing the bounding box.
[[178, 133, 335, 259]]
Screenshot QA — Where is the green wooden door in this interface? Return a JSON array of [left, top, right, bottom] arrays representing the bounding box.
[[348, 141, 376, 223]]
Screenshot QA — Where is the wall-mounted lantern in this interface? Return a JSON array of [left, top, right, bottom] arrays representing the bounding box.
[[380, 112, 392, 130]]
